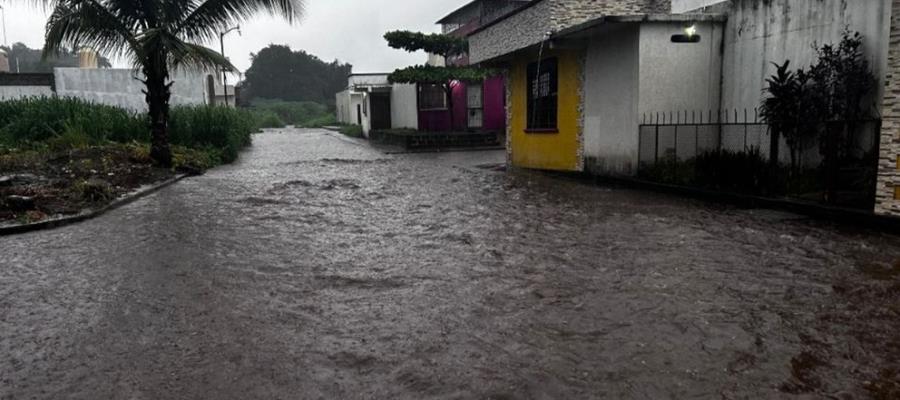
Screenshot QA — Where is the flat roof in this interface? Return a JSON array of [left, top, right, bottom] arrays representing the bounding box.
[[554, 13, 727, 38]]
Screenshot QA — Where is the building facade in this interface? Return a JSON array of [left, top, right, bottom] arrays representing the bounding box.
[[335, 73, 418, 137], [471, 0, 900, 217], [469, 0, 717, 173]]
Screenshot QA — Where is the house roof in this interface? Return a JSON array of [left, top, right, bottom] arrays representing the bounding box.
[[436, 0, 531, 24]]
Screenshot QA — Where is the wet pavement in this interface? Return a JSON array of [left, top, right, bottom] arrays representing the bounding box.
[[2, 128, 900, 399]]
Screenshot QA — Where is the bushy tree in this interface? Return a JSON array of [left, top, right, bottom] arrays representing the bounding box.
[[761, 31, 877, 169], [242, 44, 351, 105], [384, 30, 494, 128], [41, 0, 304, 167]]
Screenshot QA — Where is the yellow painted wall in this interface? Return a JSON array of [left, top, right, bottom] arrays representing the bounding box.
[[508, 49, 583, 171]]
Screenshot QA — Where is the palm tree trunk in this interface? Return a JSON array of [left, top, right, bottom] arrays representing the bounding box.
[[145, 57, 173, 168]]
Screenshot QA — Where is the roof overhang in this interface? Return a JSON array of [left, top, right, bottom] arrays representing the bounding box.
[[471, 13, 726, 65], [553, 13, 727, 39]]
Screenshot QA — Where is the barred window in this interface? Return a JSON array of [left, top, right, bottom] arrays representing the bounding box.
[[526, 57, 558, 131], [419, 84, 447, 110]]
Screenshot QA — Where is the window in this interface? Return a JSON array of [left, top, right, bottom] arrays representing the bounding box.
[[467, 83, 483, 129], [419, 84, 447, 110], [526, 57, 558, 131]]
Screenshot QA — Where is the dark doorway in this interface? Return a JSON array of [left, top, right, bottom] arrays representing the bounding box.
[[356, 104, 362, 125], [370, 93, 392, 130]]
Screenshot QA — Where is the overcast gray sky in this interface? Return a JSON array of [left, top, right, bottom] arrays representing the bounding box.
[[0, 0, 469, 73]]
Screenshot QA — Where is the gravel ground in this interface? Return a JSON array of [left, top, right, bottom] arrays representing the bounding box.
[[1, 128, 898, 399]]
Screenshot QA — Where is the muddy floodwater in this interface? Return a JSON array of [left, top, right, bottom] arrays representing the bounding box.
[[2, 129, 899, 399]]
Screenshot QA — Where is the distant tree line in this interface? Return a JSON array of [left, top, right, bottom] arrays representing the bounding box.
[[0, 43, 112, 73], [241, 44, 351, 106]]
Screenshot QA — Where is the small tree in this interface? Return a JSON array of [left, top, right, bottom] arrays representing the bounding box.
[[384, 31, 494, 130], [761, 61, 815, 171], [41, 0, 304, 167]]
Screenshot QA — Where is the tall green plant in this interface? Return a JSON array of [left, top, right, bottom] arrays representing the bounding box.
[[761, 30, 878, 203], [41, 0, 304, 167]]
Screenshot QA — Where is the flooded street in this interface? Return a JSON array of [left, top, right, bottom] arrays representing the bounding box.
[[2, 128, 899, 399]]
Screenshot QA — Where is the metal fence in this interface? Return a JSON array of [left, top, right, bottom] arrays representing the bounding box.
[[637, 109, 882, 209]]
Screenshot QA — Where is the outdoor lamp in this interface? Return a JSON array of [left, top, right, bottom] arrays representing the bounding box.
[[672, 24, 701, 43]]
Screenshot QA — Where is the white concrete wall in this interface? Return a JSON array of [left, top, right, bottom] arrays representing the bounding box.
[[720, 0, 892, 113], [638, 22, 723, 114], [390, 83, 419, 129], [0, 85, 54, 100], [583, 25, 641, 176], [672, 0, 726, 13], [335, 90, 351, 124], [582, 21, 722, 176], [53, 68, 209, 112]]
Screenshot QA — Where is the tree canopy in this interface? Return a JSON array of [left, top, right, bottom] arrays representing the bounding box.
[[387, 64, 492, 85], [384, 30, 468, 58], [1, 42, 112, 72], [242, 44, 351, 105]]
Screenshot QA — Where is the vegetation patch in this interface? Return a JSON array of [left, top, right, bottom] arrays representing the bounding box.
[[247, 99, 337, 128], [0, 97, 261, 226], [339, 125, 364, 138]]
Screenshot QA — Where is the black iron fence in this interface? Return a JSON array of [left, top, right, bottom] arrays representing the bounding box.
[[637, 109, 881, 210]]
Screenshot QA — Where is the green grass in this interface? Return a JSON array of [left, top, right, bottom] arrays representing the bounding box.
[[247, 99, 336, 128], [0, 96, 259, 167]]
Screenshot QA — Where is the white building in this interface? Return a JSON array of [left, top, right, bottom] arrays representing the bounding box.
[[334, 73, 417, 137]]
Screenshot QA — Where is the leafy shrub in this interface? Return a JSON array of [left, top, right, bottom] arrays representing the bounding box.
[[169, 105, 255, 164], [0, 96, 144, 145], [694, 148, 774, 194], [0, 97, 256, 166], [253, 110, 286, 129], [339, 125, 363, 138], [640, 148, 776, 195]]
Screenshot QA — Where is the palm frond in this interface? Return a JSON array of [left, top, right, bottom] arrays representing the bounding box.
[[176, 0, 304, 42], [169, 38, 235, 72], [43, 0, 136, 61]]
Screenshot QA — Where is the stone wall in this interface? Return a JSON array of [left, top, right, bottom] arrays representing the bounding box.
[[551, 0, 671, 28], [875, 0, 900, 215], [470, 0, 672, 63]]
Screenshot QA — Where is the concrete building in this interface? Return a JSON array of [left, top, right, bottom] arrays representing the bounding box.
[[416, 0, 522, 134], [672, 0, 896, 215], [468, 0, 718, 173], [470, 0, 900, 217], [335, 73, 417, 137]]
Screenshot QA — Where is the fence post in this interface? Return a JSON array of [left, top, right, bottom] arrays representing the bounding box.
[[655, 125, 660, 165]]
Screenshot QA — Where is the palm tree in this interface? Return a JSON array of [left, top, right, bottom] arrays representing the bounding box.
[[42, 0, 304, 167]]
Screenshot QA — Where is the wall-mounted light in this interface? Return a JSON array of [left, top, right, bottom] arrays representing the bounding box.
[[685, 25, 698, 37], [671, 24, 701, 43]]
